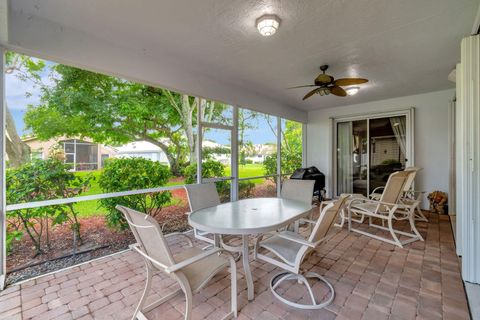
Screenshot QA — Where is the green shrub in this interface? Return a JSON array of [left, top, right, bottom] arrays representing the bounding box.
[[6, 159, 91, 255], [263, 151, 302, 177], [99, 158, 171, 230], [184, 160, 229, 200], [239, 180, 255, 198], [184, 160, 256, 200]]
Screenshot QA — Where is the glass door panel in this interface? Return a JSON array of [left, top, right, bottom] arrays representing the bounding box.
[[369, 116, 407, 194], [336, 114, 411, 197], [337, 120, 368, 196]]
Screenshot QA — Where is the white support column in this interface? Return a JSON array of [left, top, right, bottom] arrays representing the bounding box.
[[231, 106, 238, 201], [276, 117, 281, 197], [302, 123, 307, 168], [458, 34, 480, 283], [456, 62, 464, 256], [196, 99, 203, 184], [0, 46, 6, 290]]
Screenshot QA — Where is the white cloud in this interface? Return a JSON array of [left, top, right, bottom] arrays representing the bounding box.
[[5, 62, 55, 111]]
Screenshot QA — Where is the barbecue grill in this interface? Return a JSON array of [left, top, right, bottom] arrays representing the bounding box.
[[290, 166, 326, 200]]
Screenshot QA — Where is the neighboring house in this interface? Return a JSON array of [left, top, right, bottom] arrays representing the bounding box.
[[115, 141, 169, 165], [244, 144, 276, 163], [23, 136, 117, 171], [203, 140, 231, 164]]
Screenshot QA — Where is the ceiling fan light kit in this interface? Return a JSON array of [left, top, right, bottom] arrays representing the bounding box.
[[288, 65, 368, 100], [346, 86, 360, 95], [256, 14, 281, 36]]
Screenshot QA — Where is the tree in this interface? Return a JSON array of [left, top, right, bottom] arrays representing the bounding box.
[[4, 52, 47, 167], [263, 119, 303, 177], [238, 109, 259, 165], [25, 64, 225, 175]]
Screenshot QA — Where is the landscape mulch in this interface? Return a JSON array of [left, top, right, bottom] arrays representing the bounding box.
[[6, 182, 276, 285]]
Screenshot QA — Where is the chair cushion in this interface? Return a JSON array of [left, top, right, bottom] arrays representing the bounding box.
[[259, 232, 305, 266], [174, 247, 229, 291]]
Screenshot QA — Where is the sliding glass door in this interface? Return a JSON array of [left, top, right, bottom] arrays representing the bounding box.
[[335, 111, 412, 197]]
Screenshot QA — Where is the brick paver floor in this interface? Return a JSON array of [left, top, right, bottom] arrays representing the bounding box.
[[0, 213, 470, 319]]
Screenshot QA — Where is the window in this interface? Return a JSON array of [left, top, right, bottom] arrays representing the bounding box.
[[61, 139, 98, 171]]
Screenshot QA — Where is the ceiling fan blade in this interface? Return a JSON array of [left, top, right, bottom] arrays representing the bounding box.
[[287, 85, 318, 89], [334, 78, 369, 86], [303, 88, 321, 100], [330, 86, 347, 97]]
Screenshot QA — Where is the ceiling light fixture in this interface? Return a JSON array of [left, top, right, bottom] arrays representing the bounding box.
[[345, 86, 360, 96], [256, 14, 281, 36]]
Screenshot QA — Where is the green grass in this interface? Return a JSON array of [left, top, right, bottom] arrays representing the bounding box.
[[226, 163, 266, 184], [72, 164, 267, 218]]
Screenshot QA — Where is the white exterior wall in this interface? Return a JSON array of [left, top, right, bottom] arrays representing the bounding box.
[[306, 89, 454, 208]]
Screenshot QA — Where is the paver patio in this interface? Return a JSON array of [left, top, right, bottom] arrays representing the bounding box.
[[0, 213, 469, 320]]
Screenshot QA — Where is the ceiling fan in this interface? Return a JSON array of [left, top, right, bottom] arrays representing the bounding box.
[[289, 65, 368, 100]]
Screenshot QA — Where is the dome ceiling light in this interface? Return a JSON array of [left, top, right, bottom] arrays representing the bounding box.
[[256, 14, 281, 37]]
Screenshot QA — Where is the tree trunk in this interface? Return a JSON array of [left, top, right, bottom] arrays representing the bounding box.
[[142, 136, 183, 176], [182, 95, 196, 164], [5, 104, 31, 167]]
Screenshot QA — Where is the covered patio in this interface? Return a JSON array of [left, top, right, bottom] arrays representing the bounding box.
[[1, 1, 480, 319], [0, 213, 469, 320]]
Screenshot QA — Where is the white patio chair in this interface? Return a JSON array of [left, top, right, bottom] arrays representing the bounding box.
[[185, 183, 220, 246], [370, 167, 428, 222], [348, 171, 424, 248], [116, 205, 237, 320], [254, 196, 349, 310], [280, 179, 315, 232], [185, 183, 244, 255]]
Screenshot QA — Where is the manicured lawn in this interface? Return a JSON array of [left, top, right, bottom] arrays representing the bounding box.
[[226, 163, 267, 183], [73, 163, 267, 217], [73, 171, 186, 218]]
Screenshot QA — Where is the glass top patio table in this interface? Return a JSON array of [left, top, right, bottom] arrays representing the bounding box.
[[188, 197, 313, 300]]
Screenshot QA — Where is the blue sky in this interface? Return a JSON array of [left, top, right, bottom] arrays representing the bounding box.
[[6, 57, 278, 144]]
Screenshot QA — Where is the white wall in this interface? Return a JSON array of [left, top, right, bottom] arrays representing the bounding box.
[[306, 89, 454, 208]]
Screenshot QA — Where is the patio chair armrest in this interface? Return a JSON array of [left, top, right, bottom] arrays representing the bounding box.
[[275, 231, 316, 248], [299, 218, 317, 225], [165, 232, 194, 246], [165, 247, 224, 274], [349, 198, 398, 207], [130, 243, 169, 270], [370, 186, 385, 195]]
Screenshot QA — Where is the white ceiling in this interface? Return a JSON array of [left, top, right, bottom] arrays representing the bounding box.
[[10, 0, 480, 111]]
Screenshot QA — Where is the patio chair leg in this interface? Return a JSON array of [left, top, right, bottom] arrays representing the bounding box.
[[133, 265, 153, 320], [409, 209, 424, 241], [335, 208, 346, 228], [415, 206, 428, 222], [387, 216, 403, 248], [269, 271, 334, 310], [177, 276, 193, 320]]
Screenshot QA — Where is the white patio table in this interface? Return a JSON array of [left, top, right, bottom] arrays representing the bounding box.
[[188, 197, 313, 301]]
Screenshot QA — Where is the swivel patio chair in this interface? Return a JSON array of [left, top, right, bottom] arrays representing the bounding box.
[[348, 171, 424, 248], [254, 196, 349, 310], [280, 179, 315, 232], [116, 205, 237, 320]]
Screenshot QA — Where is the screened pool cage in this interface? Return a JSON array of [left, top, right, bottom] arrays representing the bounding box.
[[0, 48, 306, 289]]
